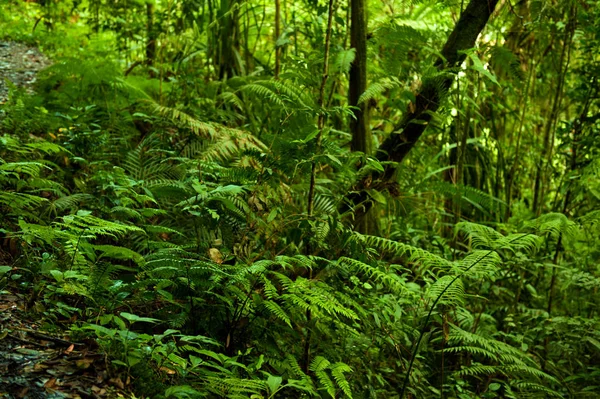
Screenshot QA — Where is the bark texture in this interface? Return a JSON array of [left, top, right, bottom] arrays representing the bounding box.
[[218, 0, 240, 80], [348, 0, 371, 154]]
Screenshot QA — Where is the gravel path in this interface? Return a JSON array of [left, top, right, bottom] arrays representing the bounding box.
[[0, 41, 51, 104]]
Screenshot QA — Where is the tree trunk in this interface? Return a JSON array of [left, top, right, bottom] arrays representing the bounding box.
[[348, 0, 371, 154], [274, 0, 281, 79], [532, 4, 575, 216], [218, 0, 240, 80], [343, 0, 500, 222], [146, 2, 157, 77], [348, 0, 374, 233]]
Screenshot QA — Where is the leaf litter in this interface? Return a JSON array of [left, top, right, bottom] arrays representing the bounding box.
[[0, 294, 129, 399]]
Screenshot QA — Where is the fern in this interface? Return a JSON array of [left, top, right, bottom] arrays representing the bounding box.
[[333, 48, 356, 74], [242, 79, 315, 110], [148, 102, 216, 138], [337, 256, 409, 294], [524, 213, 578, 241], [358, 77, 401, 105], [429, 181, 507, 216], [310, 356, 353, 398], [361, 234, 453, 271]]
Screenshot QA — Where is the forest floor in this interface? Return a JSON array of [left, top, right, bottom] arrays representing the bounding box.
[[0, 41, 50, 104], [0, 294, 125, 399], [0, 42, 129, 399]]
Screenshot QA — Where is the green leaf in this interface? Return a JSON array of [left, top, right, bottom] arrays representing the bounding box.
[[267, 208, 278, 223], [488, 383, 501, 391], [584, 336, 600, 352], [120, 312, 160, 324], [111, 360, 128, 367], [50, 270, 64, 282], [299, 129, 320, 144], [466, 51, 499, 86], [325, 154, 342, 166], [266, 374, 283, 394], [366, 157, 384, 172], [164, 386, 201, 399], [367, 189, 387, 204], [334, 48, 356, 74]]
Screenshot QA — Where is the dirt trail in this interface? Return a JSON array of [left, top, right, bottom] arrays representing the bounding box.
[[0, 43, 130, 399], [0, 41, 51, 104]]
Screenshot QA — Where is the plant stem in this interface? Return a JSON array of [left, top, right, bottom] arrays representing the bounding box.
[[303, 0, 336, 374]]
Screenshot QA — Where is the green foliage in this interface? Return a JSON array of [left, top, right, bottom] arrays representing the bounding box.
[[0, 0, 599, 398]]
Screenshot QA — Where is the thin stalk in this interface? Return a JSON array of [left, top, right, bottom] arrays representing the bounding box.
[[533, 5, 575, 215], [69, 227, 88, 271], [546, 79, 596, 320], [504, 52, 535, 220], [274, 0, 281, 78], [303, 0, 336, 374], [306, 0, 336, 217]]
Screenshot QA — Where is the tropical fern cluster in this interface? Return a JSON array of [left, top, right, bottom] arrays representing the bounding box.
[[1, 0, 600, 397]]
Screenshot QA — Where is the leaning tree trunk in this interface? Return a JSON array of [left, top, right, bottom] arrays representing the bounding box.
[[343, 0, 500, 223]]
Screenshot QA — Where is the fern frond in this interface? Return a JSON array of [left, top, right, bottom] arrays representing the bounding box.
[[333, 48, 356, 74], [330, 362, 353, 398], [337, 257, 408, 294], [94, 245, 145, 267], [49, 194, 94, 213], [456, 222, 504, 248], [426, 275, 465, 306], [489, 45, 524, 81], [454, 250, 501, 277], [263, 300, 292, 327], [361, 234, 453, 271], [147, 102, 216, 138], [525, 213, 578, 240], [60, 213, 144, 239], [358, 77, 401, 105]]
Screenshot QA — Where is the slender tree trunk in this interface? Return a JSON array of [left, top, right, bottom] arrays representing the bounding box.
[[454, 70, 472, 224], [504, 52, 535, 221], [274, 0, 281, 79], [533, 5, 575, 215], [146, 2, 157, 77], [343, 0, 500, 222], [543, 80, 594, 368]]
